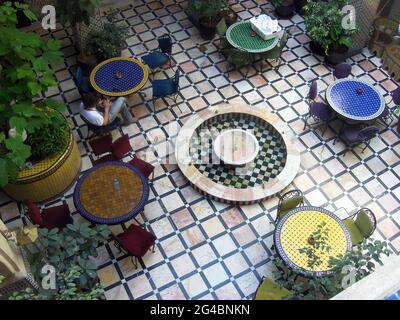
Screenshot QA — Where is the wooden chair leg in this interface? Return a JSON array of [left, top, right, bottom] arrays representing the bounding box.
[[131, 256, 138, 269]]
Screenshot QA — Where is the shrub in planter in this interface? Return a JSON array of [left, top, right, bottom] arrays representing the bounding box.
[[26, 117, 70, 163], [191, 0, 229, 40], [304, 0, 357, 64], [86, 10, 129, 61], [271, 0, 295, 19], [0, 2, 64, 188], [10, 222, 110, 300]]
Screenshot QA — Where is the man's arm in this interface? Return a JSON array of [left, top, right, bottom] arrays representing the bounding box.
[[102, 99, 111, 125]]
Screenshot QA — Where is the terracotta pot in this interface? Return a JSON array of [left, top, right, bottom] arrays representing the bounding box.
[[198, 17, 218, 40], [326, 45, 349, 65], [294, 0, 307, 15], [275, 4, 295, 18]]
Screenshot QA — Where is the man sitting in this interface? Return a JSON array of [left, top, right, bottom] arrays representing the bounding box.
[[80, 92, 134, 127]]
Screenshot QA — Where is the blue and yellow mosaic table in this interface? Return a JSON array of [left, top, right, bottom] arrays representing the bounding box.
[[226, 21, 280, 53], [326, 79, 385, 122], [73, 161, 149, 225], [90, 57, 149, 97], [274, 206, 352, 277]]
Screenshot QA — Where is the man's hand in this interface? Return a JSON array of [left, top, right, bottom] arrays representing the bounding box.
[[103, 98, 111, 111], [102, 98, 111, 125]]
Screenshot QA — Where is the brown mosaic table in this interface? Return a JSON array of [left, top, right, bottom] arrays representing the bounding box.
[[73, 161, 149, 224]]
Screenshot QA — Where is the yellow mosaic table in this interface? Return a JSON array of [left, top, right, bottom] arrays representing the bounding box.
[[274, 206, 352, 277]]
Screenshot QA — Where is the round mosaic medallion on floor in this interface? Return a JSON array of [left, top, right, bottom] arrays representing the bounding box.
[[175, 102, 301, 204]]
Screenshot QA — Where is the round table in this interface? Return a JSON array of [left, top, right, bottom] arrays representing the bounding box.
[[274, 206, 352, 277], [325, 79, 385, 122], [73, 161, 149, 225], [90, 57, 149, 97], [226, 21, 280, 53]]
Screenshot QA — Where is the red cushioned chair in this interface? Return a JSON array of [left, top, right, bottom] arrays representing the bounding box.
[[112, 224, 156, 269], [129, 157, 155, 180], [89, 134, 118, 165], [111, 134, 133, 160], [26, 200, 72, 230], [89, 134, 113, 156]]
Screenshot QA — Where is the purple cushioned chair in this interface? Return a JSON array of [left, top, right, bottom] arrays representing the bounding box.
[[378, 105, 394, 127], [333, 63, 352, 80], [391, 86, 400, 105], [308, 80, 318, 102], [304, 81, 332, 136], [338, 125, 380, 156]]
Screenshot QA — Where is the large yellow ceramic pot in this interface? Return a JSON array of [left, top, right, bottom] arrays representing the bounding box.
[[3, 131, 81, 203]]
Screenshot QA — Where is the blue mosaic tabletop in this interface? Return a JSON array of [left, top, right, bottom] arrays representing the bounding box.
[[90, 57, 148, 97], [326, 79, 385, 121], [387, 290, 400, 300]]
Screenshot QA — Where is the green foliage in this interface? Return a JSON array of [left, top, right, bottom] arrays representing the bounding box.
[[27, 116, 70, 162], [191, 0, 229, 22], [11, 222, 110, 300], [273, 231, 392, 300], [86, 10, 128, 60], [304, 0, 357, 55], [10, 265, 105, 300], [298, 222, 332, 270], [55, 0, 100, 27], [0, 2, 64, 187]]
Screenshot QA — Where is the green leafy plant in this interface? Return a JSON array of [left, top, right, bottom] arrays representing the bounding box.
[[56, 0, 100, 27], [10, 222, 110, 300], [26, 116, 70, 162], [273, 231, 392, 300], [191, 0, 229, 25], [86, 9, 128, 60], [304, 0, 357, 55], [0, 2, 64, 187]]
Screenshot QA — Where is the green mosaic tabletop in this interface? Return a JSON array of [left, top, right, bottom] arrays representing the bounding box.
[[226, 21, 280, 53]]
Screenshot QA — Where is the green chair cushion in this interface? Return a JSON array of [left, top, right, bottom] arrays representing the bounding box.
[[343, 218, 364, 246], [278, 196, 303, 218], [255, 278, 292, 300], [355, 211, 374, 237]]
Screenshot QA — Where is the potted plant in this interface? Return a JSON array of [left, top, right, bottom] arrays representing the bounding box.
[[86, 10, 129, 61], [0, 2, 65, 188], [304, 0, 357, 64], [271, 0, 295, 19], [191, 0, 229, 40], [55, 0, 101, 61], [26, 116, 70, 163], [219, 6, 238, 27], [9, 222, 110, 300]]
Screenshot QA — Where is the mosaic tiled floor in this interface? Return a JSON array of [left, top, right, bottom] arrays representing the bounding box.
[[1, 0, 400, 300], [190, 116, 287, 188]]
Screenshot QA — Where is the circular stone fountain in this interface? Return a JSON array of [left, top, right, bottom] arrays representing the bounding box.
[[175, 103, 300, 204], [213, 129, 260, 167]]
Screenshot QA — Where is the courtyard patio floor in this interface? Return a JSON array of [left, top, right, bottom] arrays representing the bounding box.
[[1, 0, 400, 300]]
